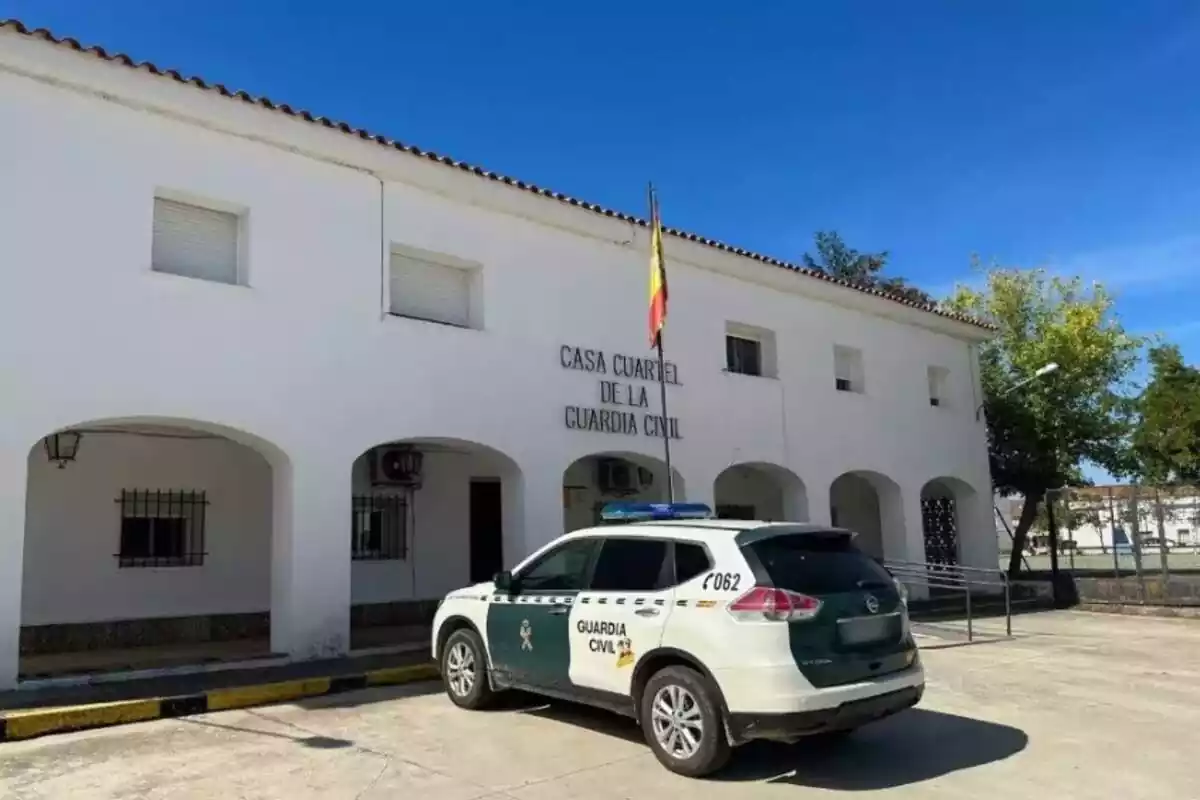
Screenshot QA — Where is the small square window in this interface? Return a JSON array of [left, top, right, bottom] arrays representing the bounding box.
[[389, 246, 481, 329], [725, 335, 762, 376], [724, 322, 776, 378], [152, 197, 241, 284], [834, 345, 865, 393], [117, 489, 206, 568], [352, 494, 407, 560]]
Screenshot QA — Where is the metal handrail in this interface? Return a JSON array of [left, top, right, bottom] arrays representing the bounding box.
[[883, 559, 1012, 641], [884, 558, 1009, 577]]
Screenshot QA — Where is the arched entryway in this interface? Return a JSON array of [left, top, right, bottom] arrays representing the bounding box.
[[348, 437, 522, 648], [561, 452, 686, 532], [21, 417, 285, 680], [920, 477, 978, 567], [828, 470, 904, 560], [713, 462, 807, 521]]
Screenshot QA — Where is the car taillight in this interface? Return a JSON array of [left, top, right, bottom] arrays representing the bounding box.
[[727, 586, 822, 622]]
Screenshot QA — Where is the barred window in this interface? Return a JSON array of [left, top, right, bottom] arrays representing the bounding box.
[[352, 495, 407, 560], [116, 489, 207, 568]]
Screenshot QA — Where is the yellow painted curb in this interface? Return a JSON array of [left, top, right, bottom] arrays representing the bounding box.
[[3, 699, 162, 741], [207, 677, 333, 712], [1, 663, 441, 742], [366, 664, 440, 686]]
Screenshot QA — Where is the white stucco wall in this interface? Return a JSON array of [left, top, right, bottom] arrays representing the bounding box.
[[0, 30, 996, 685]]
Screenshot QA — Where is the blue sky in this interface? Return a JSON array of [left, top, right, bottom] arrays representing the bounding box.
[[6, 0, 1200, 364]]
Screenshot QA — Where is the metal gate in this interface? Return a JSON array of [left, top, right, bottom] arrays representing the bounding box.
[[921, 495, 960, 567]]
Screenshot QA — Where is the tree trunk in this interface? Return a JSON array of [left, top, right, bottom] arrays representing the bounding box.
[[1007, 495, 1041, 577]]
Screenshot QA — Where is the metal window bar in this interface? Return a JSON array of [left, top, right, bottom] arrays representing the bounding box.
[[115, 489, 207, 568], [352, 494, 407, 561]]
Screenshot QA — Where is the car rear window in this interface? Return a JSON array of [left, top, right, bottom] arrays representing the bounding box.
[[743, 533, 894, 595]]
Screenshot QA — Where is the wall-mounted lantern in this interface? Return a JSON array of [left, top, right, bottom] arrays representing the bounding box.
[[44, 431, 82, 468]]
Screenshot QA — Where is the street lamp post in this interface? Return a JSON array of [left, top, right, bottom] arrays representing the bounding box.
[[975, 362, 1059, 421]]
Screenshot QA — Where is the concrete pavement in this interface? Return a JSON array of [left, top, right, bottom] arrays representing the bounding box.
[[1, 611, 1196, 799]]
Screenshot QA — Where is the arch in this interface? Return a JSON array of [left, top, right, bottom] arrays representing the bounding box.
[[920, 476, 980, 567], [350, 436, 524, 613], [713, 462, 808, 521], [29, 415, 289, 470], [561, 451, 686, 532], [21, 416, 288, 678], [828, 470, 904, 560]]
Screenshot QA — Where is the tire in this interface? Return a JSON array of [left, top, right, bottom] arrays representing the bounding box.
[[639, 665, 731, 778], [440, 627, 496, 710]]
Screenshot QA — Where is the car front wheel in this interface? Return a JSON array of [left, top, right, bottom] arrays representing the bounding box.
[[640, 665, 731, 778], [441, 628, 496, 710]]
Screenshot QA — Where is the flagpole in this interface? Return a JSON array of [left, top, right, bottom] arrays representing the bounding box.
[[656, 324, 675, 503], [649, 183, 675, 503]]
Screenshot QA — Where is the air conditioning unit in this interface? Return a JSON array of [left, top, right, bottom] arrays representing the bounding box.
[[597, 459, 654, 496], [596, 458, 635, 496], [369, 446, 424, 488]]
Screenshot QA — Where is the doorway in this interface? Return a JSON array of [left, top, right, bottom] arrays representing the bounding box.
[[469, 479, 504, 583]]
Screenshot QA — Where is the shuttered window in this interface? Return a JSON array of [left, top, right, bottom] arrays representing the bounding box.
[[834, 345, 865, 393], [389, 250, 474, 328], [152, 198, 240, 284]]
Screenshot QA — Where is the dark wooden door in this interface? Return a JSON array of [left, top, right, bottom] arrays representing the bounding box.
[[469, 480, 505, 583]]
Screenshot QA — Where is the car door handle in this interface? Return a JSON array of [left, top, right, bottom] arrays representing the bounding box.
[[634, 608, 660, 618], [548, 606, 571, 616]]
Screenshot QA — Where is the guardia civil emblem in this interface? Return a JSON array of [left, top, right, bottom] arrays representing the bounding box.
[[519, 619, 533, 651], [615, 637, 634, 668]]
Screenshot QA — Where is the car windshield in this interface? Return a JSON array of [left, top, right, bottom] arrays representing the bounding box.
[[744, 533, 893, 595]]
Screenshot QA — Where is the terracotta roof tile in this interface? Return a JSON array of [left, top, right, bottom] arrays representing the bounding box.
[[1, 18, 991, 331]]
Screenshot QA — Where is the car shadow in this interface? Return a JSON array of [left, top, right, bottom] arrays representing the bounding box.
[[721, 709, 1028, 788], [521, 701, 1027, 789]]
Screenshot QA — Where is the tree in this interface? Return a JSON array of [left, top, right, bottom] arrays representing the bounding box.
[[802, 231, 935, 305], [1131, 344, 1200, 484], [944, 267, 1144, 576]]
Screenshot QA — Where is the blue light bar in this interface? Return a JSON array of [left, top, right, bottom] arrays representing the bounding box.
[[599, 502, 714, 523]]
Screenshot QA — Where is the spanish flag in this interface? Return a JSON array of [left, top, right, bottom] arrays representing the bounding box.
[[648, 187, 668, 348]]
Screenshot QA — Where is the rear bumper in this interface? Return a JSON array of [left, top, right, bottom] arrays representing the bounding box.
[[712, 648, 922, 715], [726, 684, 924, 744]]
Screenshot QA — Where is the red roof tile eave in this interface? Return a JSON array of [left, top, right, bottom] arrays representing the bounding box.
[[1, 18, 993, 332]]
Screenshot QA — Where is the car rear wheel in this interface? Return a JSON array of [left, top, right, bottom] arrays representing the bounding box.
[[441, 628, 496, 710], [640, 665, 731, 778]]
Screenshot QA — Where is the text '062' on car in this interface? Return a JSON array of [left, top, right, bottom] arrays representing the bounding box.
[[431, 502, 924, 778]]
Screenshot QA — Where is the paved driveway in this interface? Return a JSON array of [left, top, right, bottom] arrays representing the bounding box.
[[1, 611, 1196, 799]]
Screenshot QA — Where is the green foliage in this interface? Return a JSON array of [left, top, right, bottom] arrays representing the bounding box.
[[944, 266, 1145, 574], [802, 231, 934, 305], [1131, 344, 1200, 484]]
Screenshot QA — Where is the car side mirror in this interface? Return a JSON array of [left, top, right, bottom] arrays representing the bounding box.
[[493, 570, 516, 594]]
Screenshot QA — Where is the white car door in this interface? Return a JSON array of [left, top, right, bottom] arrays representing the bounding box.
[[569, 535, 675, 698]]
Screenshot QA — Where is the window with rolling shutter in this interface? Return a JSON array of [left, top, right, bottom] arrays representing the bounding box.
[[834, 344, 865, 393], [152, 198, 240, 284], [389, 249, 476, 328]]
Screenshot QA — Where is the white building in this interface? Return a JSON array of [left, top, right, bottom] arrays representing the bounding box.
[[0, 21, 996, 689], [1065, 486, 1200, 551]]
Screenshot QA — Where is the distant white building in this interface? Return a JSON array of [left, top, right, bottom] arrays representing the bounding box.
[[1065, 486, 1200, 551], [0, 21, 996, 689]]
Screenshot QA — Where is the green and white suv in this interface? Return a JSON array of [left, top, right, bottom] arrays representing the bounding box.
[[431, 502, 924, 778]]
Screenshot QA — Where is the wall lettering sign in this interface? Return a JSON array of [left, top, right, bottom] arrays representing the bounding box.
[[559, 345, 682, 439]]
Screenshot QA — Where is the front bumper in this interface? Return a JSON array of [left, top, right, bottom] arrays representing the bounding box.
[[726, 684, 924, 744]]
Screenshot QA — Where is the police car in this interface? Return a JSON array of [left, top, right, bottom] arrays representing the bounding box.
[[431, 502, 923, 778]]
